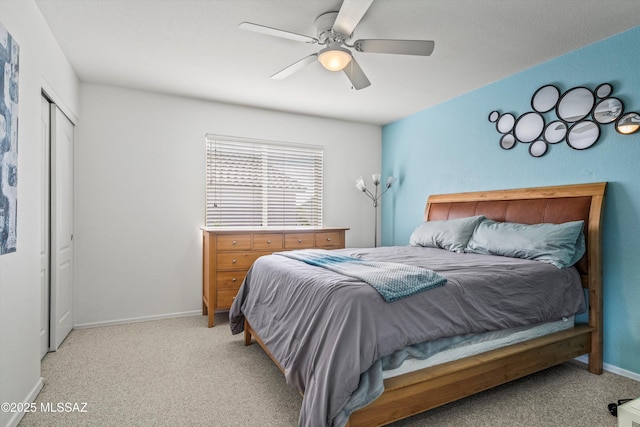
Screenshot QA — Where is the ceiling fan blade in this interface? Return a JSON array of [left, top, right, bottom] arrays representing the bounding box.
[[332, 0, 374, 36], [343, 57, 371, 90], [239, 22, 318, 44], [271, 54, 318, 80], [355, 39, 435, 56]]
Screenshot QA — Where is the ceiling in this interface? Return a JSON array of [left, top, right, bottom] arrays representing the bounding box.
[[34, 0, 640, 125]]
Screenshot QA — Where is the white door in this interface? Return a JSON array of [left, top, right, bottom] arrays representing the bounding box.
[[40, 95, 51, 358], [49, 105, 74, 351]]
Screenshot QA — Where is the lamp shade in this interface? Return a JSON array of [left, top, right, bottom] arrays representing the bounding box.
[[386, 176, 397, 188], [318, 43, 352, 71]]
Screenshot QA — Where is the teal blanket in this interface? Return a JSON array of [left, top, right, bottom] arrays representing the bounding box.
[[274, 249, 446, 302]]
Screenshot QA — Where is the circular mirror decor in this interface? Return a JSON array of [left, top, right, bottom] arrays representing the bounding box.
[[500, 134, 516, 150], [595, 83, 613, 99], [531, 85, 560, 113], [543, 120, 567, 144], [593, 97, 624, 124], [529, 140, 548, 157], [567, 120, 600, 150], [496, 113, 515, 134], [490, 82, 636, 157], [514, 112, 544, 143], [615, 112, 640, 135], [557, 87, 595, 123]]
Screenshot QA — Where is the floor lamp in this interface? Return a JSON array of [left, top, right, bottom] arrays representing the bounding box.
[[355, 174, 396, 247]]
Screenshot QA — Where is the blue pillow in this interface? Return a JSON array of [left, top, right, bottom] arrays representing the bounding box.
[[465, 219, 586, 268], [409, 216, 485, 253]]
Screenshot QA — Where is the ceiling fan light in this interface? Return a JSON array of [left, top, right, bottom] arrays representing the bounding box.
[[318, 44, 352, 71]]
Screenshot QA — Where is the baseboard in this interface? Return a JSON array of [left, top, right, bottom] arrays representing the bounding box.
[[4, 377, 44, 427], [74, 310, 202, 329], [575, 355, 640, 382]]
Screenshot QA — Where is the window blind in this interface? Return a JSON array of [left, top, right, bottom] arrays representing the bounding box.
[[206, 135, 323, 228]]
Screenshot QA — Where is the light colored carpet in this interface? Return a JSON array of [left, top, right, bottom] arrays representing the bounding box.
[[20, 314, 639, 426]]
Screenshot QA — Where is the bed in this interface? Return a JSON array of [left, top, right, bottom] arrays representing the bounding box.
[[229, 182, 606, 427]]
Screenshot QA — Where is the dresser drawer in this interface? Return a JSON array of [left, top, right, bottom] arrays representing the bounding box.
[[216, 234, 251, 251], [216, 288, 238, 309], [253, 233, 283, 250], [216, 270, 247, 290], [315, 231, 342, 248], [285, 233, 315, 249], [216, 252, 264, 270]]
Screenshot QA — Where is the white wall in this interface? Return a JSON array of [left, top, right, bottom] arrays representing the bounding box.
[[74, 83, 381, 327], [0, 1, 79, 426]]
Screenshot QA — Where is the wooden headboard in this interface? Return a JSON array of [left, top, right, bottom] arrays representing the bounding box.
[[423, 182, 607, 372]]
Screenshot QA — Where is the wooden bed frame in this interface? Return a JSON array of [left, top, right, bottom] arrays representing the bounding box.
[[243, 182, 607, 427]]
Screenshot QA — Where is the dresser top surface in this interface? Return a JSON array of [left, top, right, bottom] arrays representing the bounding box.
[[201, 227, 349, 234]]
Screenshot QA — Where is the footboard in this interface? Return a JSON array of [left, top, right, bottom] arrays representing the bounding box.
[[348, 326, 593, 426]]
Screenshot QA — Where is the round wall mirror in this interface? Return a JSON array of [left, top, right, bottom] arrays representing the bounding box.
[[615, 112, 640, 135], [567, 120, 600, 150], [488, 111, 499, 122], [514, 112, 544, 143], [543, 120, 567, 144], [557, 87, 595, 122], [500, 134, 516, 150], [497, 113, 515, 134], [593, 97, 624, 124], [531, 85, 560, 113], [595, 83, 613, 99], [529, 140, 548, 157]]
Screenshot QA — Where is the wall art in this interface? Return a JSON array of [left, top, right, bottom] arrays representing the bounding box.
[[488, 82, 638, 158], [0, 22, 19, 254]]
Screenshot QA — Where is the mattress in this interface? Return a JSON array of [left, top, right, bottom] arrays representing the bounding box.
[[383, 316, 575, 379]]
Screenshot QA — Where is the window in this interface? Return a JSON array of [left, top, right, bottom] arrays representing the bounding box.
[[205, 135, 323, 228]]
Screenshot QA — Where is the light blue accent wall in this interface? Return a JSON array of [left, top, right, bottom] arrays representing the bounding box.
[[381, 25, 640, 375]]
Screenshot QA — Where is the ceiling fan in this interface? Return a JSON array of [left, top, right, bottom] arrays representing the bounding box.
[[239, 0, 435, 90]]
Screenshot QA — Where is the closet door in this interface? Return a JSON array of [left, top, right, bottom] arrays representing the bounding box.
[[40, 95, 50, 358], [50, 105, 74, 351]]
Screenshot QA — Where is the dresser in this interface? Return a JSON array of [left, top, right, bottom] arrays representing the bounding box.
[[202, 228, 348, 327]]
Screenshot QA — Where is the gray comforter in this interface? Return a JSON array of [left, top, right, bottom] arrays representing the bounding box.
[[229, 246, 585, 427]]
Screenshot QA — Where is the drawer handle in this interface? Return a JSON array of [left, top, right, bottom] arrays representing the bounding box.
[[326, 237, 332, 241], [232, 278, 237, 282], [298, 239, 303, 243], [232, 240, 237, 245], [232, 259, 237, 264], [267, 240, 271, 244]]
